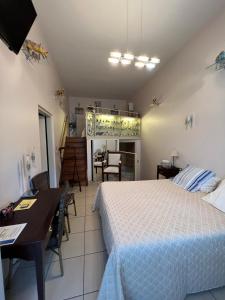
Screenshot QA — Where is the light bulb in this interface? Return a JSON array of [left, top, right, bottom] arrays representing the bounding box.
[[135, 61, 145, 68], [150, 57, 160, 64], [108, 57, 119, 64], [146, 62, 156, 70], [110, 51, 122, 58], [137, 55, 149, 62], [124, 53, 134, 60], [121, 58, 131, 65]]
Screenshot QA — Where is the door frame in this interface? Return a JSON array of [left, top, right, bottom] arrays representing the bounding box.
[[119, 139, 141, 180], [38, 106, 57, 187]]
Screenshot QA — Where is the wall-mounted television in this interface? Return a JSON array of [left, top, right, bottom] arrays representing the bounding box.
[[0, 0, 37, 54]]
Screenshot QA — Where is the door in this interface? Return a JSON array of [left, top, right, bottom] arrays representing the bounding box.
[[39, 114, 49, 173]]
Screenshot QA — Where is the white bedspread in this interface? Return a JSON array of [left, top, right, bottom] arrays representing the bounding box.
[[94, 180, 225, 300]]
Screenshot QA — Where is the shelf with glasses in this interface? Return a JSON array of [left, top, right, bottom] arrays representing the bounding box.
[[86, 109, 141, 138]]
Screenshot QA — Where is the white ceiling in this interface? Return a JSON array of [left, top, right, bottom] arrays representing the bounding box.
[[34, 0, 225, 99]]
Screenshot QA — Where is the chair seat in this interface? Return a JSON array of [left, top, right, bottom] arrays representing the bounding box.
[[103, 166, 119, 174]]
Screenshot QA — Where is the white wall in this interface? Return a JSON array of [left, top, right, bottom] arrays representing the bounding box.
[[134, 9, 225, 180], [0, 21, 67, 208], [69, 96, 128, 118]]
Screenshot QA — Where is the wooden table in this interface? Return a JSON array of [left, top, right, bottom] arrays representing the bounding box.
[[0, 188, 62, 300]]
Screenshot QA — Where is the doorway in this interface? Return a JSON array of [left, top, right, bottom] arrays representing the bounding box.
[[39, 113, 49, 173], [119, 141, 135, 181], [91, 139, 119, 181], [38, 107, 56, 187]]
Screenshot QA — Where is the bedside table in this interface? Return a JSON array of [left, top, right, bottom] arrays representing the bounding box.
[[157, 165, 181, 179]]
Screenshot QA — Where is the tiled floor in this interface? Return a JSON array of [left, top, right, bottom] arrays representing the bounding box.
[[5, 181, 225, 300], [6, 182, 106, 300]]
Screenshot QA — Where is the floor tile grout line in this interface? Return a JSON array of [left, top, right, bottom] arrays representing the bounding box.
[[209, 291, 217, 300], [69, 228, 102, 235], [64, 290, 99, 300], [19, 250, 107, 270], [83, 185, 87, 299]]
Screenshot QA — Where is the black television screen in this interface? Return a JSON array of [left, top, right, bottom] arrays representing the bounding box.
[[0, 0, 37, 54]]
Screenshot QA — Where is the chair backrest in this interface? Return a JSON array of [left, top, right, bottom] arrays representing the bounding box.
[[107, 152, 121, 166], [50, 186, 67, 249], [31, 171, 49, 191], [57, 192, 66, 248]]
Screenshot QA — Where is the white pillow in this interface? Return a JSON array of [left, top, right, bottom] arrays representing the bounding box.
[[202, 179, 225, 212], [199, 177, 221, 193]]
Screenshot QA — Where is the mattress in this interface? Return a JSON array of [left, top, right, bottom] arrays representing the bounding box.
[[94, 179, 225, 300]]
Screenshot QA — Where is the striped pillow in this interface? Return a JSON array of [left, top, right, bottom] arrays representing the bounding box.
[[173, 165, 215, 192]]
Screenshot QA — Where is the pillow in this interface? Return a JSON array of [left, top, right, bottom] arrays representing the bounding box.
[[199, 176, 221, 193], [202, 179, 225, 212], [173, 165, 215, 192]]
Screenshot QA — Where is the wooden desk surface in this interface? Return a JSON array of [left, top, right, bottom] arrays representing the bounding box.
[[0, 188, 63, 300], [0, 188, 63, 245]]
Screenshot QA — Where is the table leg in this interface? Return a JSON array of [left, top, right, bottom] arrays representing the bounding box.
[[0, 249, 5, 300], [34, 243, 45, 300]]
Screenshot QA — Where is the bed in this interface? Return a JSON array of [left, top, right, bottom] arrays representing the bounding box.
[[94, 179, 225, 300]]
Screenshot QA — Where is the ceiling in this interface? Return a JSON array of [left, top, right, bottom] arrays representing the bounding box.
[[34, 0, 225, 99]]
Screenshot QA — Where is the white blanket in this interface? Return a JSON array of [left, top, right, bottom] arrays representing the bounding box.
[[94, 180, 225, 300]]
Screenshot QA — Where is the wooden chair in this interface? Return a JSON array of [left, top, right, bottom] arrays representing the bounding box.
[[102, 151, 122, 182], [31, 172, 70, 236], [60, 181, 77, 233], [93, 151, 106, 174], [46, 192, 66, 276], [31, 171, 49, 191]]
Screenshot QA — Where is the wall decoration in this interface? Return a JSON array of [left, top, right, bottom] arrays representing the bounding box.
[[55, 88, 65, 97], [22, 39, 48, 62], [149, 97, 162, 109], [55, 88, 66, 107], [185, 114, 194, 129], [207, 51, 225, 71]]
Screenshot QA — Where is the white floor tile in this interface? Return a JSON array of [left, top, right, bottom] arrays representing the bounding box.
[[210, 286, 225, 300], [69, 202, 85, 217], [6, 267, 38, 300], [84, 291, 98, 300], [48, 233, 85, 262], [86, 195, 96, 203], [86, 189, 97, 195], [62, 233, 84, 259], [185, 291, 214, 300], [75, 193, 86, 201], [77, 204, 86, 217], [67, 203, 78, 216], [85, 215, 101, 231], [19, 250, 54, 269], [86, 201, 98, 216], [85, 230, 105, 254], [70, 217, 85, 234], [84, 252, 107, 294], [76, 197, 85, 205], [18, 259, 35, 269], [46, 256, 84, 300]]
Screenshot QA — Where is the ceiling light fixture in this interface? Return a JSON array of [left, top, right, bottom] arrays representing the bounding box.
[[121, 58, 131, 65], [124, 53, 134, 60], [110, 51, 122, 58], [108, 57, 119, 64], [137, 55, 149, 62], [135, 61, 145, 68], [108, 52, 160, 69], [146, 62, 156, 70], [108, 0, 160, 70], [150, 57, 160, 64]]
